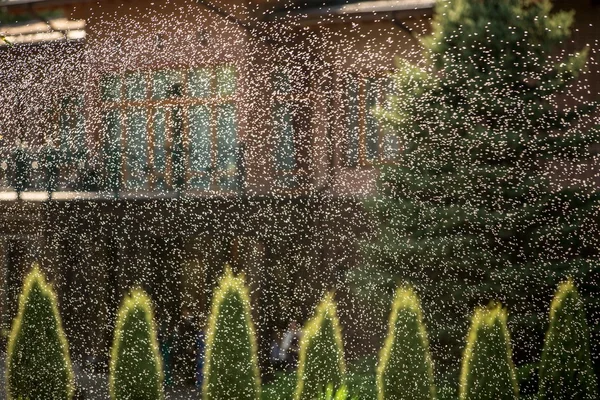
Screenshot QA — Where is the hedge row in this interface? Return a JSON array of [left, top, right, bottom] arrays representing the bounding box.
[[4, 265, 598, 399]]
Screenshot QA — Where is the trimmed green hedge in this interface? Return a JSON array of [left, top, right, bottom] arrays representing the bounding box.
[[110, 289, 163, 400], [377, 286, 436, 400], [295, 293, 346, 400], [538, 279, 598, 399], [6, 265, 74, 400], [459, 304, 518, 400], [5, 268, 597, 400], [203, 268, 261, 400]]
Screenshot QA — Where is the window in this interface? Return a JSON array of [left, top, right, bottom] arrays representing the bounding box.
[[58, 95, 86, 162], [47, 95, 88, 191], [272, 69, 298, 188], [344, 74, 399, 167], [102, 108, 122, 191], [125, 108, 149, 189], [99, 66, 238, 192]]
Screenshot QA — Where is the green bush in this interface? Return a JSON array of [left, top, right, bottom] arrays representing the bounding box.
[[109, 289, 163, 400], [319, 385, 357, 400], [346, 356, 377, 400], [294, 293, 346, 400], [203, 268, 261, 400], [262, 371, 296, 400], [356, 0, 600, 379], [538, 279, 598, 399], [377, 286, 436, 400], [459, 304, 518, 400], [5, 265, 74, 400]]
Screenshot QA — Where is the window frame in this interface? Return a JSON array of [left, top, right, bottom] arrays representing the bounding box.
[[342, 71, 399, 168], [46, 94, 87, 191], [270, 68, 310, 192], [98, 64, 239, 193]]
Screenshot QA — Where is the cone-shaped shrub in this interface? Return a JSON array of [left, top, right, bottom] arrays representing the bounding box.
[[377, 286, 436, 400], [203, 268, 261, 400], [538, 279, 598, 399], [6, 264, 74, 400], [459, 304, 518, 400], [294, 293, 346, 400], [110, 289, 163, 400]]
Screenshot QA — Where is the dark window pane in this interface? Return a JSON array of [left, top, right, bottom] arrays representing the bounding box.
[[365, 77, 380, 162], [102, 109, 121, 191], [153, 108, 168, 190], [216, 66, 236, 97], [170, 106, 185, 189], [59, 96, 86, 161], [125, 108, 148, 190], [189, 175, 211, 191], [188, 68, 213, 98], [153, 70, 183, 100], [273, 102, 296, 172], [346, 78, 360, 167], [216, 103, 237, 173], [189, 105, 212, 182], [100, 75, 121, 102], [125, 72, 147, 101], [273, 69, 292, 95]]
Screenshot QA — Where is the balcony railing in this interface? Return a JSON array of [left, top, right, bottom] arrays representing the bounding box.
[[0, 144, 245, 199]]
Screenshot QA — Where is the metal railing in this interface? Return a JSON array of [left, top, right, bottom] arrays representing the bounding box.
[[0, 144, 246, 197], [0, 145, 98, 194]]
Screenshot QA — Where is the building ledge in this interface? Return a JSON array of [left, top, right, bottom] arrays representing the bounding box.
[[264, 0, 435, 23], [0, 190, 243, 202], [0, 189, 367, 202], [0, 17, 86, 46]]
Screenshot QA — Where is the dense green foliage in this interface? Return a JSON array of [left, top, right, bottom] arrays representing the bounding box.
[[318, 385, 357, 400], [346, 356, 378, 400], [377, 286, 436, 400], [459, 304, 518, 400], [354, 0, 600, 377], [110, 289, 163, 400], [295, 293, 346, 400], [5, 265, 74, 400], [203, 268, 261, 400], [262, 371, 297, 400], [4, 266, 599, 400], [263, 358, 376, 400], [538, 280, 598, 399]]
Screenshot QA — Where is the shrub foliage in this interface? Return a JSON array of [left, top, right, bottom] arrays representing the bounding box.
[[459, 304, 518, 400], [538, 279, 598, 399], [356, 0, 600, 374], [319, 385, 357, 400], [377, 286, 436, 400], [203, 268, 261, 400], [110, 289, 163, 400], [295, 293, 346, 400], [5, 264, 74, 400]]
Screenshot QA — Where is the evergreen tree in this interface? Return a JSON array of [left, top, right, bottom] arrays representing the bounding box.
[[354, 0, 600, 375], [203, 268, 261, 400], [295, 293, 346, 400], [6, 265, 74, 400], [459, 304, 518, 400], [377, 286, 436, 400], [538, 279, 598, 399], [110, 289, 163, 400]]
